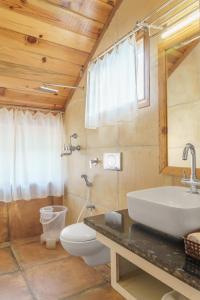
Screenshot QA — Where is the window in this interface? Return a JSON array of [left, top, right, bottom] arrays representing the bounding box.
[[136, 30, 150, 108], [0, 108, 64, 202], [85, 31, 150, 129], [86, 37, 137, 128]]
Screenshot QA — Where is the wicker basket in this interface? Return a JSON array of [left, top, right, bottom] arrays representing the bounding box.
[[183, 255, 200, 278], [184, 233, 200, 261]]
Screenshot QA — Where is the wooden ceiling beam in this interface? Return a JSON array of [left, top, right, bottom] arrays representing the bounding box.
[[0, 6, 95, 52], [1, 0, 104, 39], [46, 0, 115, 23], [0, 28, 89, 66]]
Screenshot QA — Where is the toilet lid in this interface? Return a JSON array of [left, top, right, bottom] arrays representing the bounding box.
[[60, 222, 96, 242]]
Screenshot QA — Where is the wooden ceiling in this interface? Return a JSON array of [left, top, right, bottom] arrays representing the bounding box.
[[0, 0, 122, 111], [167, 40, 199, 77]]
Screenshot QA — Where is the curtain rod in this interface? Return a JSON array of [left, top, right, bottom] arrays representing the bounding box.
[[90, 25, 145, 64], [0, 104, 64, 114], [90, 24, 150, 64], [90, 0, 196, 64]]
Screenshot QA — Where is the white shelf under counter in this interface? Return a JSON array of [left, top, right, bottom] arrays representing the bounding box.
[[96, 232, 200, 300]]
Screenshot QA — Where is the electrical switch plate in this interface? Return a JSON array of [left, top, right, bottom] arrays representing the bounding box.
[[103, 152, 122, 171]]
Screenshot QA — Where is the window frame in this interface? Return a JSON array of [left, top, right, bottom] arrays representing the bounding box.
[[136, 29, 150, 108]]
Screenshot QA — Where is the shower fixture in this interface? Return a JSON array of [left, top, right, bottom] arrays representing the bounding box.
[[89, 157, 101, 168], [61, 133, 81, 156], [81, 174, 93, 187]]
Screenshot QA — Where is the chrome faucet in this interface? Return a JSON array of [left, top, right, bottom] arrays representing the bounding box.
[[61, 133, 81, 156], [181, 143, 200, 194]]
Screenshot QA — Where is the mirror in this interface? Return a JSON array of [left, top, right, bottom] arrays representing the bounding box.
[[167, 39, 200, 168], [159, 22, 200, 177]]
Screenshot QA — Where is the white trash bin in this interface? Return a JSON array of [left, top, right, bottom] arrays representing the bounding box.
[[162, 291, 189, 300], [40, 205, 67, 249]]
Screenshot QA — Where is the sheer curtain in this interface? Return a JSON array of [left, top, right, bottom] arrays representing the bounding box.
[[0, 108, 64, 202], [85, 36, 138, 129], [0, 109, 15, 201]]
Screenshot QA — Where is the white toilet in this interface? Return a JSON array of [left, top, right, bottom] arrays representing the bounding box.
[[60, 222, 110, 266]]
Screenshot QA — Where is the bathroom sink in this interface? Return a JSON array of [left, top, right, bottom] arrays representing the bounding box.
[[127, 186, 200, 238]]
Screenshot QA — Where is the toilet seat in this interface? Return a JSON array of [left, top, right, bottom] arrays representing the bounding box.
[[60, 222, 110, 266], [60, 222, 96, 243]]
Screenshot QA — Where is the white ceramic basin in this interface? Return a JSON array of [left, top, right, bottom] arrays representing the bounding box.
[[127, 186, 200, 238]]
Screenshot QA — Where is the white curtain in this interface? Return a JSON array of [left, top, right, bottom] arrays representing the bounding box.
[[0, 108, 64, 202], [85, 36, 138, 129]]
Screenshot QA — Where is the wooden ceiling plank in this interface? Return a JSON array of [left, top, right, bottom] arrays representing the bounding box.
[[46, 0, 114, 23], [0, 0, 120, 110], [0, 75, 71, 98], [6, 88, 66, 103], [167, 40, 199, 77], [0, 6, 95, 52], [0, 46, 82, 77], [99, 0, 116, 4], [0, 89, 66, 107], [0, 98, 65, 110], [0, 99, 65, 110], [1, 0, 104, 39], [65, 0, 123, 105], [0, 60, 77, 86], [0, 28, 89, 66]]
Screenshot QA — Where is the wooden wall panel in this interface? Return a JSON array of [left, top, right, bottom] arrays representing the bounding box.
[[0, 197, 63, 242], [8, 197, 63, 240], [0, 203, 9, 243], [8, 198, 51, 240]]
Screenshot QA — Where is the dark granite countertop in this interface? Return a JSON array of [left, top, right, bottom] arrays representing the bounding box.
[[84, 209, 200, 291]]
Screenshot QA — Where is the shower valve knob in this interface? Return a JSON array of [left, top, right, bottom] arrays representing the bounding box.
[[89, 158, 101, 168]]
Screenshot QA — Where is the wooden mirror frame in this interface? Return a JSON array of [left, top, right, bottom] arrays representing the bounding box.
[[158, 22, 200, 178]]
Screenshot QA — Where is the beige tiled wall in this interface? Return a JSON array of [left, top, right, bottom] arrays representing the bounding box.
[[64, 0, 173, 225]]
